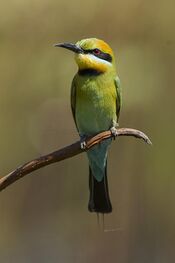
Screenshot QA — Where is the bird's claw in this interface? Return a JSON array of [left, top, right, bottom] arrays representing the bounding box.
[[110, 127, 118, 140], [80, 140, 87, 150]]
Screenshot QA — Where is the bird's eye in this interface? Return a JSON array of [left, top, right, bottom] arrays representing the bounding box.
[[93, 49, 101, 55]]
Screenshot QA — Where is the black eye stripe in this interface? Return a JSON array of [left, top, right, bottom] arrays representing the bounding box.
[[96, 52, 112, 63], [82, 48, 112, 63]]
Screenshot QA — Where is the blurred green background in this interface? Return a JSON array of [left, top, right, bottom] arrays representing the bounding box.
[[0, 0, 175, 262]]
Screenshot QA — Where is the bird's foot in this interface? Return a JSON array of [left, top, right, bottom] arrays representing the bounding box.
[[80, 135, 87, 150], [80, 140, 87, 150], [110, 126, 118, 140]]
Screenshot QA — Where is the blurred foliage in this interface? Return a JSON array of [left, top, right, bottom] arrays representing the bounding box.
[[0, 0, 175, 262]]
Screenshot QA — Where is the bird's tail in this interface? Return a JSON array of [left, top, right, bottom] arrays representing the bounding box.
[[88, 162, 112, 213]]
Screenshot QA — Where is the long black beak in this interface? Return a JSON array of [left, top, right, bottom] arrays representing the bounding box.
[[54, 43, 83, 53]]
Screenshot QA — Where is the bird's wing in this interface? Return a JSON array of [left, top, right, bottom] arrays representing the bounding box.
[[71, 77, 78, 131], [114, 76, 122, 121]]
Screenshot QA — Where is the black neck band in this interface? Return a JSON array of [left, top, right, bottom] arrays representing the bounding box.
[[78, 68, 103, 76]]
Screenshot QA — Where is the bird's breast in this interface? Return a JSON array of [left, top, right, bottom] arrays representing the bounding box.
[[75, 77, 117, 136]]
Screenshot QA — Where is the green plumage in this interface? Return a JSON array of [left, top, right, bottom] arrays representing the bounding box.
[[55, 37, 122, 212], [71, 72, 121, 182]]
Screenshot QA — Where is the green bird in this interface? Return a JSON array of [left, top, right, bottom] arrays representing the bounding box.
[[55, 38, 122, 213]]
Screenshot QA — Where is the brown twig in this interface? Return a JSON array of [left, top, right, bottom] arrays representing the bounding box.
[[0, 128, 151, 192]]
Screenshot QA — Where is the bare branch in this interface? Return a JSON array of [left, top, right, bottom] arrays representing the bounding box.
[[0, 128, 151, 192]]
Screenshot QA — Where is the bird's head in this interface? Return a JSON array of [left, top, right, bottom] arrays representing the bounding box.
[[54, 38, 116, 74]]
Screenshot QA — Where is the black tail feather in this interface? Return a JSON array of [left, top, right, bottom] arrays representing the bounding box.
[[88, 164, 112, 213]]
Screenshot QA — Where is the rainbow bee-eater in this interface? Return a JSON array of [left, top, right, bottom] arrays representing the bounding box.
[[54, 38, 121, 213]]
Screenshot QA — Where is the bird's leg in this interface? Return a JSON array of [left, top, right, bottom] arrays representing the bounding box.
[[110, 120, 119, 139], [79, 134, 87, 150]]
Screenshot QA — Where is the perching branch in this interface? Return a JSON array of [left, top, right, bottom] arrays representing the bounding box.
[[0, 128, 151, 192]]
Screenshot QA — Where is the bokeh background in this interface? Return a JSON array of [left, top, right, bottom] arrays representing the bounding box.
[[0, 0, 175, 262]]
